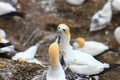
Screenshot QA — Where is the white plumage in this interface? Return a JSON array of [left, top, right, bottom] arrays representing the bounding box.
[[112, 0, 120, 11], [0, 29, 6, 38], [58, 24, 110, 75], [73, 37, 109, 56], [114, 27, 120, 44], [0, 2, 16, 15], [42, 38, 66, 80], [89, 1, 112, 32], [3, 0, 18, 6], [66, 0, 86, 5]]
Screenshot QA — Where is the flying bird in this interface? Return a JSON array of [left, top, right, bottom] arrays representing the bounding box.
[[89, 1, 112, 32], [0, 1, 25, 18], [58, 23, 120, 75], [72, 37, 117, 56], [42, 37, 66, 80]]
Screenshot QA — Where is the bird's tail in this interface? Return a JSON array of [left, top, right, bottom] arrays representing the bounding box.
[[0, 11, 25, 18], [91, 64, 120, 76], [11, 12, 25, 18], [95, 48, 118, 57], [107, 48, 118, 52]]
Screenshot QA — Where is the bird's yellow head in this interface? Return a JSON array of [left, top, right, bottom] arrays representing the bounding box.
[[18, 57, 25, 62], [58, 24, 70, 36], [48, 42, 59, 68], [76, 37, 85, 48]]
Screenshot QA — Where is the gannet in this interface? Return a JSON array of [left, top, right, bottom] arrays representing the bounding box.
[[12, 40, 45, 66], [42, 37, 66, 80], [73, 37, 116, 56], [89, 1, 112, 32], [0, 35, 17, 53], [0, 1, 25, 18]]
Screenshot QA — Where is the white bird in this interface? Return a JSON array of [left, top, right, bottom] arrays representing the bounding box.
[[0, 1, 25, 18], [0, 29, 6, 38], [114, 27, 120, 44], [112, 0, 120, 12], [73, 37, 115, 56], [89, 1, 112, 32], [42, 38, 66, 80], [58, 24, 120, 75], [12, 40, 45, 66], [66, 0, 87, 5], [0, 35, 17, 53]]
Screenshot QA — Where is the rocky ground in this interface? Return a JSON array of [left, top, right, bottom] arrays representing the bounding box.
[[0, 0, 120, 80]]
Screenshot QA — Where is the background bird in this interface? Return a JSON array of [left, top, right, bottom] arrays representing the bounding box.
[[89, 1, 112, 32], [12, 40, 45, 66], [72, 37, 117, 56], [114, 27, 120, 45], [112, 0, 120, 12], [0, 35, 18, 53], [42, 37, 66, 80], [0, 1, 25, 18]]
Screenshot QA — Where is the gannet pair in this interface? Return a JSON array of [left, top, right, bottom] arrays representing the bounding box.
[[42, 38, 91, 80], [12, 40, 45, 67], [73, 37, 116, 56], [58, 24, 120, 75], [0, 1, 25, 18], [89, 0, 112, 32]]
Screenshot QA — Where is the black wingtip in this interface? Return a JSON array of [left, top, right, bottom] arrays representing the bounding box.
[[0, 11, 25, 19], [90, 64, 120, 76]]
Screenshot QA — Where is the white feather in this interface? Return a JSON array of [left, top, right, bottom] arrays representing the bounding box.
[[114, 27, 120, 44], [0, 29, 6, 38], [0, 2, 16, 15], [12, 43, 39, 60], [112, 0, 120, 11]]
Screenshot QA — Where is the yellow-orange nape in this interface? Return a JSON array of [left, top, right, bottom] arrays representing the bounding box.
[[18, 57, 25, 62], [58, 24, 70, 36], [76, 37, 85, 48], [48, 42, 59, 67], [0, 35, 2, 42]]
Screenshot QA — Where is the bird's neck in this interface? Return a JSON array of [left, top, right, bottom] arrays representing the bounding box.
[[50, 62, 62, 70], [61, 33, 71, 48]]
